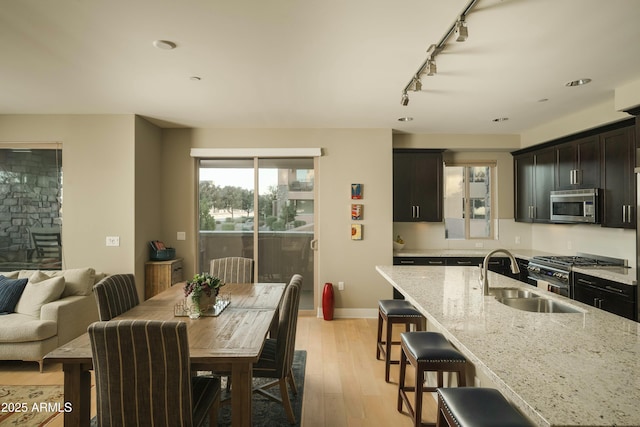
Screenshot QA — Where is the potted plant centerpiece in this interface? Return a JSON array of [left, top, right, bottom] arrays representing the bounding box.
[[184, 272, 224, 318]]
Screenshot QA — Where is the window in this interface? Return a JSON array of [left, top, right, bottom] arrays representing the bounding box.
[[0, 144, 63, 269], [444, 163, 495, 239]]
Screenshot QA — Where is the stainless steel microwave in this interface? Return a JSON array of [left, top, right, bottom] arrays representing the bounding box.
[[550, 189, 599, 223]]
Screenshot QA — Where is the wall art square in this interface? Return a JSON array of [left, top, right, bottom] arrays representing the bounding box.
[[351, 184, 363, 199], [351, 224, 363, 240], [351, 204, 363, 220]]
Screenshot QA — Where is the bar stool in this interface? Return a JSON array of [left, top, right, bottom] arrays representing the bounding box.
[[398, 331, 467, 427], [436, 388, 534, 427], [376, 300, 426, 382]]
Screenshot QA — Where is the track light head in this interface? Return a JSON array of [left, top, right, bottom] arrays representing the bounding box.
[[426, 59, 437, 76], [455, 19, 468, 42], [413, 76, 422, 91], [401, 91, 409, 106]]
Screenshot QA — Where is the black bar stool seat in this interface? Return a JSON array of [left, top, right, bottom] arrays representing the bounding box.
[[376, 300, 425, 382], [436, 387, 534, 427], [398, 332, 467, 427]]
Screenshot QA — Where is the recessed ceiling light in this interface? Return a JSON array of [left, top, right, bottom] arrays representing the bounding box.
[[398, 117, 414, 122], [565, 78, 592, 87], [153, 40, 177, 50], [492, 117, 509, 122]]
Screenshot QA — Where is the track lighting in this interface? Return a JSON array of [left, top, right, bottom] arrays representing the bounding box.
[[399, 0, 478, 105], [455, 18, 468, 42], [401, 91, 409, 106]]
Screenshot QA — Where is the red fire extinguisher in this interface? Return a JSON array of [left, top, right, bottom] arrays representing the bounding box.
[[322, 282, 334, 320]]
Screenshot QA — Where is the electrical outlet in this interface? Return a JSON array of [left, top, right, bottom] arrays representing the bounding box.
[[475, 242, 484, 248], [515, 235, 521, 244], [177, 231, 186, 240], [106, 236, 120, 247], [338, 281, 345, 291], [567, 241, 573, 250]]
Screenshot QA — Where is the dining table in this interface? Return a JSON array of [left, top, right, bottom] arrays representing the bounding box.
[[44, 281, 286, 427]]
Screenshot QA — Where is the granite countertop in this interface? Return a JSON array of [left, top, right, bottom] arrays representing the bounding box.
[[393, 249, 637, 286], [376, 265, 640, 427]]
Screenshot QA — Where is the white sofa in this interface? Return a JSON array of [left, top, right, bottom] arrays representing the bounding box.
[[0, 268, 103, 371]]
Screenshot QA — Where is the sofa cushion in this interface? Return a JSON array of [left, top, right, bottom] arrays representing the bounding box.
[[0, 276, 29, 314], [19, 268, 96, 297], [0, 313, 57, 342], [15, 272, 65, 318], [0, 271, 20, 279]]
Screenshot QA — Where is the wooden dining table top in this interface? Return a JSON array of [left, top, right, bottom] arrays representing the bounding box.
[[45, 282, 287, 366]]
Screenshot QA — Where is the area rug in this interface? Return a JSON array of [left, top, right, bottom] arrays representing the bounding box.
[[218, 350, 307, 426], [0, 384, 65, 426]]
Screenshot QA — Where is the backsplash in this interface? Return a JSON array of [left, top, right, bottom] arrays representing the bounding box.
[[393, 219, 635, 263]]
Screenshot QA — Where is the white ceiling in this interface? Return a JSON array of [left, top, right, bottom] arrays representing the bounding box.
[[1, 0, 639, 135]]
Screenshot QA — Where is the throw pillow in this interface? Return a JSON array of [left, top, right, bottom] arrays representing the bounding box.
[[0, 275, 29, 315], [14, 274, 66, 318]]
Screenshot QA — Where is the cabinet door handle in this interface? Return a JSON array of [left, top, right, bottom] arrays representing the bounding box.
[[577, 278, 596, 286], [456, 261, 473, 265], [622, 205, 627, 223], [399, 260, 415, 264], [604, 285, 624, 294], [416, 205, 420, 218], [628, 205, 633, 224], [427, 260, 444, 265]]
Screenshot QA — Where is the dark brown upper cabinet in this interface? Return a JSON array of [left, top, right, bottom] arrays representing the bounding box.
[[393, 149, 443, 222], [514, 148, 555, 223], [555, 135, 600, 190], [600, 126, 636, 229]]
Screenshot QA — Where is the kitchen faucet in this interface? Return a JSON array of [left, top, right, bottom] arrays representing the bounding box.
[[480, 249, 520, 296]]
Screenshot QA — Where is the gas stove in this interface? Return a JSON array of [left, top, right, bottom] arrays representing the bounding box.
[[529, 253, 627, 270], [526, 253, 627, 298]]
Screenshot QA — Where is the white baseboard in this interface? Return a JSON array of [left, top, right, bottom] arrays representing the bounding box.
[[316, 308, 377, 319]]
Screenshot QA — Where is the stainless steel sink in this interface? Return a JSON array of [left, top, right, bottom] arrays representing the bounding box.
[[488, 288, 539, 299], [496, 297, 581, 313]]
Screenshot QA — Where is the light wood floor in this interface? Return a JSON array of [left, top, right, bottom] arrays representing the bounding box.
[[0, 317, 436, 426]]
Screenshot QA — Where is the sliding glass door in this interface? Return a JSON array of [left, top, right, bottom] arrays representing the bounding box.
[[198, 157, 316, 310]]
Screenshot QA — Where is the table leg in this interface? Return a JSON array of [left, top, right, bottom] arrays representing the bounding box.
[[62, 363, 92, 427], [231, 362, 253, 427]]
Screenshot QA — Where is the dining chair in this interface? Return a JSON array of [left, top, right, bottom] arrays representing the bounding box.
[[93, 274, 140, 321], [210, 257, 254, 283], [88, 320, 220, 427], [31, 231, 62, 268], [252, 273, 303, 424]]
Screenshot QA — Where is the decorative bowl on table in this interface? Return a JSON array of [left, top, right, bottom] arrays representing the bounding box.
[[393, 241, 405, 251]]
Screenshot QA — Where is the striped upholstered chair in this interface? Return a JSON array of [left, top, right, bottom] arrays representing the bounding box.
[[88, 320, 220, 427], [93, 274, 140, 321], [210, 257, 254, 284], [253, 274, 303, 424]]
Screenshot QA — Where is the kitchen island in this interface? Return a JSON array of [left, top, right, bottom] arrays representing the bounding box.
[[376, 265, 640, 427]]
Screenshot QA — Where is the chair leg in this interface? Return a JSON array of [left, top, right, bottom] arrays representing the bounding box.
[[414, 364, 424, 427], [385, 318, 393, 382], [398, 349, 407, 412], [376, 311, 384, 360], [209, 390, 220, 427], [279, 378, 296, 424], [287, 369, 298, 395]]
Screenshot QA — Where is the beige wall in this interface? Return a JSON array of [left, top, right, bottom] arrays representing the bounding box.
[[161, 128, 394, 314], [134, 117, 163, 298], [0, 115, 142, 294]]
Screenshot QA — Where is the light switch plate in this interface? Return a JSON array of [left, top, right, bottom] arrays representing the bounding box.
[[177, 231, 186, 240], [106, 236, 120, 247]]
